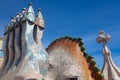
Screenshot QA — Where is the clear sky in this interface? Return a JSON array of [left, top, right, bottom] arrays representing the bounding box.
[[0, 0, 120, 69]]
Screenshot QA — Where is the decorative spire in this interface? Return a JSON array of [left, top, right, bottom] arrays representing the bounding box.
[[22, 8, 27, 12], [21, 8, 27, 21], [35, 8, 44, 28], [27, 2, 35, 22], [22, 8, 27, 17], [96, 31, 120, 80], [28, 2, 35, 14], [10, 17, 16, 23], [37, 8, 43, 19], [9, 17, 16, 29], [16, 12, 21, 22]]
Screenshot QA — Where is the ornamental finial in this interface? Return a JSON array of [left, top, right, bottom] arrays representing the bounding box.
[[28, 2, 35, 14], [22, 8, 27, 12], [29, 2, 32, 6], [10, 17, 16, 23], [96, 31, 111, 43], [38, 8, 42, 11]]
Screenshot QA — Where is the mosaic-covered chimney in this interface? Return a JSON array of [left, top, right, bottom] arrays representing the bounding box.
[[0, 3, 48, 80]]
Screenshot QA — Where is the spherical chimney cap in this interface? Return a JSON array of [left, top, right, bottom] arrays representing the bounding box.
[[29, 2, 32, 6], [99, 31, 105, 35], [17, 12, 20, 15], [11, 17, 15, 19], [22, 8, 26, 11], [38, 8, 42, 11]]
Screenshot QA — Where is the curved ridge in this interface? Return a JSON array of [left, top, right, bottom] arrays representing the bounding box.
[[46, 36, 104, 80]]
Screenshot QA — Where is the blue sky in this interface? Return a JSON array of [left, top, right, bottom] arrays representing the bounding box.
[[0, 0, 120, 69]]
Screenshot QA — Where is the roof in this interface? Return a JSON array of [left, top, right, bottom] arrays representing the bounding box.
[[46, 36, 104, 80]]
